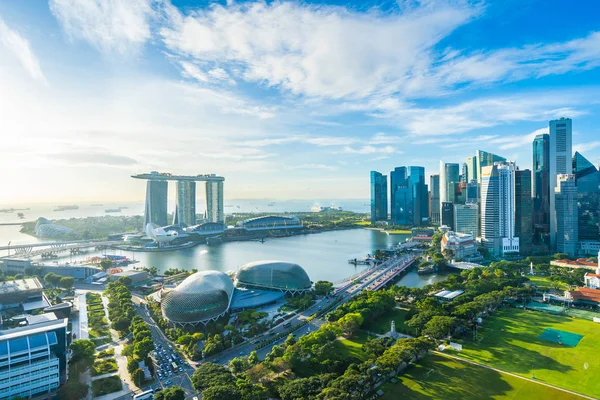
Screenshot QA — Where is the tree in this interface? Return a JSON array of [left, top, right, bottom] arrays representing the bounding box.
[[201, 385, 240, 400], [265, 344, 285, 361], [191, 363, 235, 391], [128, 358, 139, 374], [132, 368, 146, 386], [70, 339, 95, 365], [134, 337, 155, 359], [154, 386, 185, 400], [337, 313, 363, 337], [229, 357, 249, 374], [58, 276, 75, 290], [100, 259, 113, 270], [422, 316, 458, 339], [314, 281, 334, 296], [248, 350, 259, 365], [44, 272, 61, 287], [113, 317, 131, 332], [362, 337, 394, 358], [284, 333, 296, 348]]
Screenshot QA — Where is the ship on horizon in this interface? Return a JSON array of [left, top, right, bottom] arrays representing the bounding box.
[[54, 205, 79, 211]]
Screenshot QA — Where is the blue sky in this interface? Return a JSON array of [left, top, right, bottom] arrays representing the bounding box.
[[1, 0, 599, 204]]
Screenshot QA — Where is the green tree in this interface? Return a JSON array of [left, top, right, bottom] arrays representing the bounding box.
[[248, 350, 259, 365], [422, 316, 458, 339], [70, 339, 95, 365], [132, 368, 146, 386], [100, 259, 113, 270], [127, 358, 139, 374], [134, 337, 155, 359], [284, 333, 296, 348], [44, 272, 61, 287], [59, 276, 75, 290], [154, 386, 185, 400], [201, 385, 240, 400], [191, 363, 235, 391], [314, 281, 334, 296], [337, 313, 363, 337], [113, 317, 131, 332], [229, 357, 248, 375]]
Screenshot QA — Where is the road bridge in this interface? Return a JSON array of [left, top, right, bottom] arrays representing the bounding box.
[[0, 240, 121, 258]]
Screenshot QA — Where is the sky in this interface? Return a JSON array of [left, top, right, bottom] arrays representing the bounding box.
[[1, 0, 600, 205]]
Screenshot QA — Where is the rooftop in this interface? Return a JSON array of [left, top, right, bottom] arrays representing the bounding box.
[[0, 278, 43, 295], [0, 318, 67, 341], [132, 171, 224, 182], [568, 287, 600, 303], [434, 289, 465, 300], [551, 259, 597, 268]]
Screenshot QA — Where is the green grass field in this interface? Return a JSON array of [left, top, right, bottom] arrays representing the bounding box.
[[371, 308, 411, 335], [336, 331, 374, 361], [526, 275, 567, 290], [452, 308, 599, 398], [380, 354, 580, 400]]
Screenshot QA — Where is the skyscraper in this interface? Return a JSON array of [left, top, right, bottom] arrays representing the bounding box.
[[476, 150, 506, 184], [549, 118, 573, 248], [144, 180, 168, 227], [533, 133, 550, 245], [466, 180, 479, 204], [393, 186, 412, 225], [206, 181, 224, 224], [370, 171, 388, 223], [466, 156, 477, 183], [454, 203, 479, 237], [515, 169, 533, 255], [441, 202, 454, 229], [174, 181, 196, 226], [390, 167, 407, 224], [429, 174, 440, 224], [408, 166, 429, 225], [480, 163, 519, 256], [555, 174, 578, 257], [439, 161, 460, 206], [573, 152, 600, 245]]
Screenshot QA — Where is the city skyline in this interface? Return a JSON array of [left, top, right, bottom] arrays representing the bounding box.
[[2, 1, 600, 204]]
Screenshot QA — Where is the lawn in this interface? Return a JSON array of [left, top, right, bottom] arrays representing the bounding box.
[[451, 307, 600, 398], [371, 308, 411, 335], [92, 376, 122, 397], [336, 331, 374, 361], [380, 353, 580, 400], [526, 275, 567, 290], [386, 229, 412, 234], [91, 358, 118, 376]]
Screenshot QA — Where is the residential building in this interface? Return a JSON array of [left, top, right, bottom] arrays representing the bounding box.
[[439, 161, 460, 206], [515, 169, 533, 255], [476, 150, 506, 184], [549, 118, 573, 248], [480, 163, 519, 256], [555, 174, 578, 257], [429, 174, 440, 224], [0, 318, 69, 399], [370, 171, 388, 223], [441, 202, 454, 229], [573, 152, 600, 248], [453, 203, 478, 237], [390, 167, 407, 224], [441, 231, 479, 260], [532, 133, 550, 245]]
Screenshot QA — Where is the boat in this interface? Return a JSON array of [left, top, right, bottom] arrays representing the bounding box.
[[348, 258, 371, 265], [105, 208, 122, 213], [225, 204, 234, 208], [119, 206, 129, 209], [54, 205, 79, 211], [17, 213, 24, 219], [91, 204, 103, 206], [0, 208, 15, 213], [268, 202, 276, 206]]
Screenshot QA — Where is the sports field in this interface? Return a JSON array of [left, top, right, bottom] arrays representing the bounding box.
[[380, 354, 581, 399], [452, 308, 599, 398]]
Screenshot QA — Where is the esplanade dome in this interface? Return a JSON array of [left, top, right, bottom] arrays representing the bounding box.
[[161, 270, 234, 326], [235, 261, 312, 293]]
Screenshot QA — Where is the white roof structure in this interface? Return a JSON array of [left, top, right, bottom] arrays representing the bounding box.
[[434, 290, 464, 300]]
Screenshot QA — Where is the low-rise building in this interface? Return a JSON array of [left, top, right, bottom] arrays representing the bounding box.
[[0, 278, 44, 311], [441, 231, 479, 260], [550, 258, 597, 270], [565, 254, 600, 306], [1, 259, 101, 281], [108, 270, 150, 285]]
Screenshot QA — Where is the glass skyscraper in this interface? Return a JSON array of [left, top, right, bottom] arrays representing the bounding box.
[[429, 174, 440, 224], [390, 167, 407, 224], [533, 133, 550, 245], [515, 169, 533, 255], [555, 174, 578, 257], [476, 150, 506, 184], [174, 181, 196, 226], [439, 161, 460, 207], [370, 171, 388, 223], [573, 152, 600, 244], [549, 118, 573, 248], [144, 180, 168, 227], [206, 181, 224, 224]]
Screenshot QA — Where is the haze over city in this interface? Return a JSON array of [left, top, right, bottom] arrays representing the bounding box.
[[1, 0, 600, 204]]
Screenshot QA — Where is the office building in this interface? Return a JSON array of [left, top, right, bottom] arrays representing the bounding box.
[[465, 180, 479, 204], [441, 202, 454, 229], [476, 150, 506, 184], [429, 174, 440, 224], [549, 118, 573, 248], [555, 174, 578, 257], [533, 133, 550, 244], [174, 181, 196, 226], [393, 187, 412, 225], [206, 181, 224, 224], [0, 278, 46, 311], [480, 163, 519, 256], [143, 180, 168, 227], [0, 318, 69, 399], [439, 161, 460, 206], [454, 203, 478, 237], [370, 171, 388, 223], [573, 152, 600, 247], [390, 167, 407, 224], [465, 156, 477, 183], [515, 169, 533, 255], [407, 166, 429, 225]]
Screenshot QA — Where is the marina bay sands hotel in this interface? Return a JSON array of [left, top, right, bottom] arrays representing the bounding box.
[[132, 172, 224, 227]]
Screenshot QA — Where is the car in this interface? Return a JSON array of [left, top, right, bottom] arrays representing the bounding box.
[[193, 397, 199, 400], [239, 351, 245, 355]]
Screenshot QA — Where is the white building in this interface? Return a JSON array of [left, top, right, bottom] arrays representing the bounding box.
[[555, 174, 578, 257], [441, 231, 479, 260], [549, 118, 572, 249], [480, 162, 519, 256]]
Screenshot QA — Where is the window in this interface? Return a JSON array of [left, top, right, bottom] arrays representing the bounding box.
[[9, 338, 28, 354]]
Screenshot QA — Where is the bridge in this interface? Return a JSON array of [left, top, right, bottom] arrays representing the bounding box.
[[0, 240, 121, 258], [367, 257, 418, 291]]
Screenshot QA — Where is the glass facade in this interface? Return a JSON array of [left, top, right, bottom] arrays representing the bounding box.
[[370, 171, 388, 223], [533, 133, 550, 245], [453, 204, 478, 236], [476, 150, 506, 184], [144, 180, 168, 227], [236, 261, 312, 292], [573, 152, 600, 242], [205, 181, 224, 224], [515, 169, 533, 255], [439, 162, 460, 205], [390, 167, 407, 224], [408, 166, 429, 225], [555, 174, 578, 257], [429, 174, 440, 224], [549, 118, 573, 249], [174, 181, 196, 226]]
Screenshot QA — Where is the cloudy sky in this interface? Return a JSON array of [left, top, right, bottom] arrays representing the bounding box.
[[1, 0, 599, 205]]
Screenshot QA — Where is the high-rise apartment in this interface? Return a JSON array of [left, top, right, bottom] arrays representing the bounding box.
[[390, 167, 407, 224], [370, 171, 388, 223], [515, 169, 533, 255], [429, 174, 440, 224], [480, 163, 519, 256], [549, 118, 573, 248], [476, 150, 506, 184], [454, 203, 479, 237], [144, 180, 168, 227], [555, 174, 578, 257], [174, 181, 196, 226], [533, 133, 550, 244]]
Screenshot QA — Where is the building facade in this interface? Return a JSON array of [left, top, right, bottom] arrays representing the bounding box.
[[515, 169, 533, 255], [439, 161, 460, 207], [533, 133, 550, 245], [144, 180, 168, 227], [390, 167, 407, 224], [441, 231, 479, 260], [370, 171, 388, 223], [573, 152, 600, 247], [549, 118, 573, 248], [465, 156, 477, 183], [407, 166, 429, 225], [476, 150, 506, 184], [174, 181, 196, 226], [441, 202, 454, 229], [205, 181, 224, 224], [429, 174, 440, 224], [453, 203, 478, 237], [555, 174, 578, 257]]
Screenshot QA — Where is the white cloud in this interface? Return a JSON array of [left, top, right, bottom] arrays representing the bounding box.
[[243, 136, 355, 147], [288, 163, 338, 171], [49, 0, 155, 54], [161, 1, 478, 99], [343, 145, 398, 154], [574, 141, 600, 154], [0, 19, 45, 83], [490, 127, 548, 150]]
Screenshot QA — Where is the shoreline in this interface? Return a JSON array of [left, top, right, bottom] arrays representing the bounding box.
[[364, 227, 412, 235]]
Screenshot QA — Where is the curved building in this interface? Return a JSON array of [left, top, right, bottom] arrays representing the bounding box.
[[235, 215, 302, 231], [161, 270, 234, 327], [236, 261, 312, 294], [34, 218, 73, 238]]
